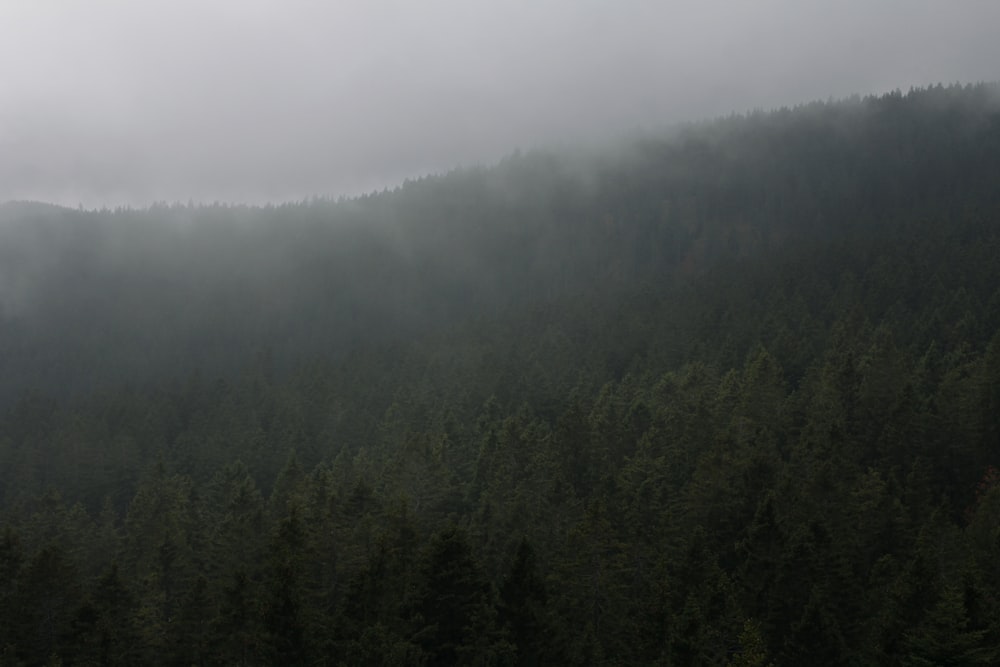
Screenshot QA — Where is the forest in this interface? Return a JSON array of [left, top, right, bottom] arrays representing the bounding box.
[[1, 83, 999, 665]]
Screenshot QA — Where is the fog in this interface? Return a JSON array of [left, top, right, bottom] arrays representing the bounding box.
[[1, 0, 998, 208]]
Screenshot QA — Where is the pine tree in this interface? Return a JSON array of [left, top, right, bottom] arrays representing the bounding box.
[[498, 538, 548, 666], [411, 525, 501, 665]]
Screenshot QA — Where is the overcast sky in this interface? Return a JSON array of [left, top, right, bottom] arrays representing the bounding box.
[[1, 1, 998, 208]]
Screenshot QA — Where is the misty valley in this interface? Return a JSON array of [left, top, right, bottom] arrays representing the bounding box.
[[2, 83, 1000, 665]]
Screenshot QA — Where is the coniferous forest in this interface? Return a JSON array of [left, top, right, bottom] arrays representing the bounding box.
[[1, 83, 1000, 665]]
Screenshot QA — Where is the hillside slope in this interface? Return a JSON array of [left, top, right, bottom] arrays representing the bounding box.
[[1, 83, 997, 403], [1, 83, 999, 664]]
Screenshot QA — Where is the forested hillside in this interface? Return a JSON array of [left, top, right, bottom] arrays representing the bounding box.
[[1, 83, 1000, 665]]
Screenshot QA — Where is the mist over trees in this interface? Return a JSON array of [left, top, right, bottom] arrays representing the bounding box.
[[1, 83, 999, 664]]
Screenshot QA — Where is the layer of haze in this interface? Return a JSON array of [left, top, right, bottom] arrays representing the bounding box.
[[2, 0, 998, 209]]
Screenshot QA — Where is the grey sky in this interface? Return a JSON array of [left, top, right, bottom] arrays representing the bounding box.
[[1, 0, 998, 208]]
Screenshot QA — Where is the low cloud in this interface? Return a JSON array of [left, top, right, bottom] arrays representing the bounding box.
[[1, 0, 998, 208]]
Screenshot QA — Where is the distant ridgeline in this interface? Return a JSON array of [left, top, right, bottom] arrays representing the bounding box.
[[0, 83, 999, 664], [0, 83, 996, 404]]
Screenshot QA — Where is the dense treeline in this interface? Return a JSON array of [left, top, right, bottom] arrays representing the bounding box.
[[1, 83, 999, 664], [3, 83, 997, 404]]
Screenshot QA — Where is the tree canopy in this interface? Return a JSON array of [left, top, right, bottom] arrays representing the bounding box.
[[1, 83, 999, 664]]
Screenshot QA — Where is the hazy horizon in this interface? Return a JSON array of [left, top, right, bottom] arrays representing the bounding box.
[[2, 1, 998, 209]]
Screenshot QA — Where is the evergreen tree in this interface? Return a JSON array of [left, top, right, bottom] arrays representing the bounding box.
[[412, 526, 502, 665]]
